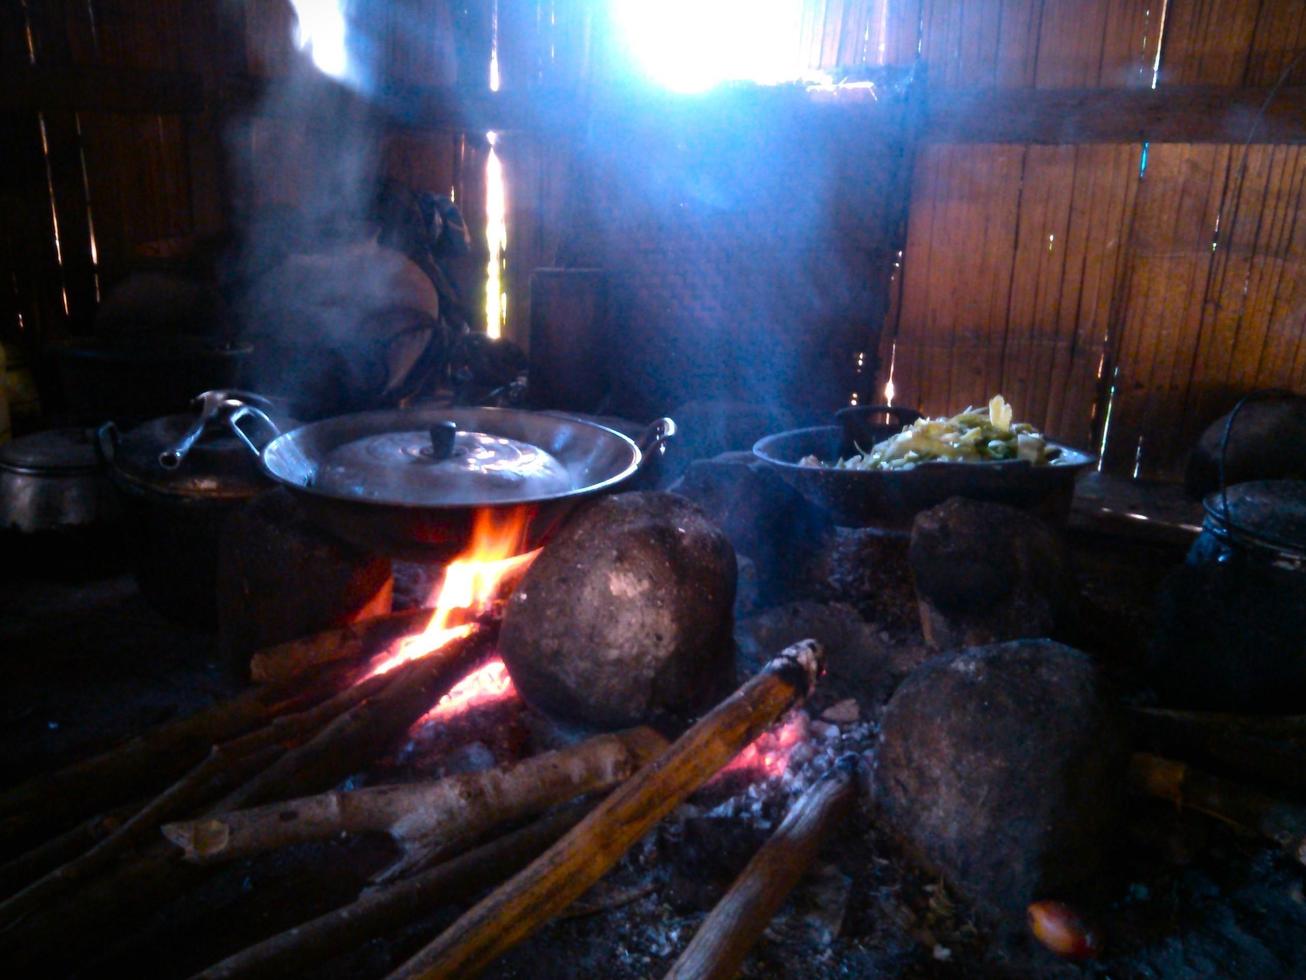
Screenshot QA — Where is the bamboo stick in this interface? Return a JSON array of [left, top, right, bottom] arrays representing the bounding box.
[[1128, 753, 1306, 866], [386, 638, 825, 980], [192, 798, 597, 980], [162, 727, 668, 865], [664, 755, 859, 980]]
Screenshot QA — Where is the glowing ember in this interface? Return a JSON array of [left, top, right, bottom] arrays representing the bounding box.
[[411, 656, 516, 727], [363, 510, 537, 679], [718, 712, 809, 780]]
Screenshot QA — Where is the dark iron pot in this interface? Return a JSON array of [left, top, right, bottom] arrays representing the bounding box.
[[205, 395, 675, 563], [1151, 479, 1306, 712], [753, 404, 1095, 528], [97, 395, 280, 627]]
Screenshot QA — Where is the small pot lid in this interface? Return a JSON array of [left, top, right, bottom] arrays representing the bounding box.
[[1204, 479, 1306, 552], [110, 414, 270, 499], [0, 428, 102, 475], [311, 426, 575, 505]]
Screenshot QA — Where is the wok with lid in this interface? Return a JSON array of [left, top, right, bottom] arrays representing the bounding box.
[[195, 394, 675, 562]]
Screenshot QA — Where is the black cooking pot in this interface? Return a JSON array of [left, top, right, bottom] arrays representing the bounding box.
[[1151, 479, 1306, 712], [96, 396, 281, 627], [211, 395, 676, 562], [753, 404, 1095, 528]]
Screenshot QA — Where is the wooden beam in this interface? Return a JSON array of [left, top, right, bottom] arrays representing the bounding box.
[[923, 86, 1306, 145], [0, 66, 204, 115]]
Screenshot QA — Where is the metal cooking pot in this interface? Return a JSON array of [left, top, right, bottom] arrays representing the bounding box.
[[204, 394, 675, 562], [753, 405, 1095, 528]]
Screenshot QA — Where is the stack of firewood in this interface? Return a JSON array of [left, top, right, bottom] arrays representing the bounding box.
[[0, 607, 855, 980]]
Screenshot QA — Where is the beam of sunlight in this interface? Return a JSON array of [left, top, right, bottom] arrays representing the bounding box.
[[289, 0, 351, 81], [612, 0, 809, 93]]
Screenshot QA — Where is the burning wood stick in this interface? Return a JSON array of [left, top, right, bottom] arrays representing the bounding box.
[[215, 622, 498, 812], [248, 607, 439, 684], [162, 727, 669, 865], [1129, 752, 1306, 866], [386, 638, 825, 980], [0, 663, 347, 856], [194, 798, 597, 980], [664, 756, 860, 980]]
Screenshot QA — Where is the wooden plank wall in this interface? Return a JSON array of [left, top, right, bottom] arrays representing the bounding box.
[[876, 0, 1306, 479]]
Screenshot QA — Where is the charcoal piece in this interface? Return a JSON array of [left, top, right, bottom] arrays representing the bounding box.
[[217, 489, 393, 681], [1184, 393, 1306, 499], [669, 451, 832, 611], [873, 638, 1125, 925], [499, 492, 736, 729], [909, 497, 1073, 650]]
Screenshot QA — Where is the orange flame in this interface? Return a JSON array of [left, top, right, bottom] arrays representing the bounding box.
[[411, 656, 516, 727], [364, 510, 538, 679]]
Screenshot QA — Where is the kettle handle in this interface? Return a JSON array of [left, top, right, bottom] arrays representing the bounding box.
[[94, 421, 120, 465], [636, 417, 677, 463], [226, 404, 282, 457]]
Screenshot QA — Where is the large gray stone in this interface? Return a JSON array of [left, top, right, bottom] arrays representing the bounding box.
[[873, 639, 1125, 924], [500, 492, 736, 729]]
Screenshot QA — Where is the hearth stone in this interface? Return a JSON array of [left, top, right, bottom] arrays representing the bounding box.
[[909, 497, 1073, 650], [668, 450, 832, 612], [217, 488, 393, 680], [873, 638, 1126, 925], [500, 491, 736, 729]]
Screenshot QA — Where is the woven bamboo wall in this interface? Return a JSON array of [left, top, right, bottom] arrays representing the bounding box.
[[874, 0, 1306, 479]]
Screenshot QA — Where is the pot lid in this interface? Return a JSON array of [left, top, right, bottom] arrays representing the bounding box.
[[1204, 479, 1306, 553], [0, 428, 102, 475], [110, 414, 270, 499], [310, 426, 575, 505]]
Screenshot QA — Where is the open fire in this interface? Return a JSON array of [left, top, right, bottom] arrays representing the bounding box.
[[363, 509, 539, 679]]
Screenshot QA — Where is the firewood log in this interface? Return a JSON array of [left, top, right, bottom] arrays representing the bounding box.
[[386, 638, 825, 980], [193, 799, 597, 980], [0, 632, 493, 970], [1129, 752, 1306, 866], [162, 727, 668, 865], [248, 607, 440, 684], [664, 756, 859, 980], [0, 802, 139, 897], [217, 623, 496, 812], [0, 743, 280, 927], [1128, 707, 1306, 789], [0, 665, 345, 858]]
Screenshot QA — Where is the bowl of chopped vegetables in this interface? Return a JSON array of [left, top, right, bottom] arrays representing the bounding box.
[[753, 396, 1095, 527]]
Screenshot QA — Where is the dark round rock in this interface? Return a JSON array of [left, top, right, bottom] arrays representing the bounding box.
[[499, 491, 737, 729], [909, 496, 1073, 649], [873, 639, 1125, 924]]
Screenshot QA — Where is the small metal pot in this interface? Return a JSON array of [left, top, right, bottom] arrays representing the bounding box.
[[0, 428, 118, 534]]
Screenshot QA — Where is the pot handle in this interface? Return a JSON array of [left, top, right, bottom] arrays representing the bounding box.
[[157, 389, 277, 470], [636, 417, 677, 463], [226, 404, 283, 458]]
